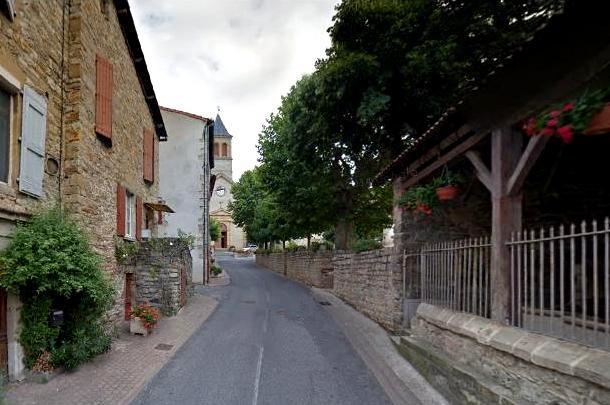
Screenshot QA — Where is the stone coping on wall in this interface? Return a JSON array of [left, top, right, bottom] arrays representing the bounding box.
[[416, 303, 610, 390]]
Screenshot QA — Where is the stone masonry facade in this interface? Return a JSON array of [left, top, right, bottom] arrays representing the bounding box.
[[0, 1, 165, 380], [63, 0, 161, 321], [0, 0, 67, 381], [120, 239, 194, 316], [256, 249, 402, 331]]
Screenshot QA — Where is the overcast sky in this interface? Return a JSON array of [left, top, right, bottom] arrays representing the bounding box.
[[130, 0, 339, 180]]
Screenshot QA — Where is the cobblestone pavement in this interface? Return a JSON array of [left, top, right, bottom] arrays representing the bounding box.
[[5, 294, 217, 405]]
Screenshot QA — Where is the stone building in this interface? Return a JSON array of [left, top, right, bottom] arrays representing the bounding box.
[[210, 114, 246, 250], [0, 0, 167, 380], [158, 107, 214, 284]]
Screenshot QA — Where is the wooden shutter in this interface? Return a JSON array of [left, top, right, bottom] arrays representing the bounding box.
[[143, 129, 154, 183], [157, 211, 163, 225], [135, 196, 142, 241], [116, 184, 126, 236], [95, 55, 113, 141], [19, 86, 47, 198]]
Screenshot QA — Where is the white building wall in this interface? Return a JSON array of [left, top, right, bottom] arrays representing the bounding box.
[[159, 110, 207, 283]]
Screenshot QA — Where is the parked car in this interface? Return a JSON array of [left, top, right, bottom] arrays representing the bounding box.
[[242, 244, 258, 253]]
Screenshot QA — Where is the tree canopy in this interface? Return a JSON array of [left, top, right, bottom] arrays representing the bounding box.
[[235, 0, 562, 249]]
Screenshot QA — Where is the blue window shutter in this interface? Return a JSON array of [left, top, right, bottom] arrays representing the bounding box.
[[19, 86, 47, 198]]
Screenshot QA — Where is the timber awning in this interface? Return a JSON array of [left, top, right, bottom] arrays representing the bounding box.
[[374, 2, 610, 185], [144, 202, 175, 213]]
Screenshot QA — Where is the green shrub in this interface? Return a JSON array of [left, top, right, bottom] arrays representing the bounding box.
[[351, 238, 382, 253], [0, 208, 113, 370], [211, 265, 222, 276]]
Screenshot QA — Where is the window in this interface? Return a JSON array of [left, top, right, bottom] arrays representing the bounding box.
[[0, 88, 9, 183], [125, 190, 135, 239], [214, 142, 219, 157], [1, 0, 16, 21], [117, 184, 142, 239], [221, 142, 228, 157]]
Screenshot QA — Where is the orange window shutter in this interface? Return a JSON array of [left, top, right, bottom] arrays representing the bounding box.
[[150, 133, 155, 183], [116, 184, 126, 236], [136, 196, 142, 241], [143, 129, 154, 183], [95, 55, 113, 140]]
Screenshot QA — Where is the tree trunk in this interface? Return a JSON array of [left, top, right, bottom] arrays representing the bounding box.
[[334, 220, 353, 251], [307, 234, 311, 250], [282, 240, 286, 250]]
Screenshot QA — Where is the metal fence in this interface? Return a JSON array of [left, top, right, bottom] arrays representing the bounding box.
[[508, 218, 610, 350], [418, 238, 492, 318]]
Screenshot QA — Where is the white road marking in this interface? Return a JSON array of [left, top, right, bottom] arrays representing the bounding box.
[[253, 301, 270, 405], [252, 346, 264, 405]]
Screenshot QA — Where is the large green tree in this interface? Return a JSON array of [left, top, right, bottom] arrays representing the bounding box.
[[255, 0, 561, 249], [229, 168, 298, 246]]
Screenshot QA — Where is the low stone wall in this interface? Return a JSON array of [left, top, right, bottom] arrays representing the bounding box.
[[401, 303, 610, 404], [256, 249, 402, 331], [332, 249, 402, 332], [255, 251, 333, 288], [121, 239, 194, 316], [255, 252, 286, 275]]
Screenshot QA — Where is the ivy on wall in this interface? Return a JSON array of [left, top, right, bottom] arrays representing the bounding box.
[[0, 208, 114, 370]]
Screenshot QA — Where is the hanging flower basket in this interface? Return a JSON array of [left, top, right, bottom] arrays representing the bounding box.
[[432, 169, 464, 201], [522, 88, 609, 143], [436, 185, 460, 201], [583, 102, 610, 135]]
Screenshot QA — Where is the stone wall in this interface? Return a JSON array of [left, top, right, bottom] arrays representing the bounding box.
[[256, 249, 401, 331], [62, 0, 160, 322], [400, 304, 610, 404], [0, 0, 67, 381], [255, 251, 333, 288], [121, 239, 193, 316], [332, 249, 402, 332]]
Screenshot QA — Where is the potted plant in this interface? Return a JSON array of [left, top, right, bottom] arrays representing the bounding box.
[[130, 304, 160, 336], [398, 184, 437, 216], [432, 170, 464, 201], [522, 88, 609, 143]]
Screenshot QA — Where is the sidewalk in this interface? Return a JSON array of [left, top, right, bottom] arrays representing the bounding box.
[[6, 294, 217, 405], [311, 288, 448, 405]]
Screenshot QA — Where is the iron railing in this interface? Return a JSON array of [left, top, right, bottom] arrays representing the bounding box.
[[417, 238, 492, 318], [508, 218, 610, 350]]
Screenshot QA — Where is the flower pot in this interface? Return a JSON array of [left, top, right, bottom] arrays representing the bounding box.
[[584, 103, 610, 135], [436, 185, 460, 200], [130, 317, 149, 336]]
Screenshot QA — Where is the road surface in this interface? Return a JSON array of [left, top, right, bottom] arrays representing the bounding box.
[[132, 255, 392, 405]]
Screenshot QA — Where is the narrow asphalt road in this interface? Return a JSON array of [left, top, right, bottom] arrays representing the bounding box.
[[132, 255, 392, 405]]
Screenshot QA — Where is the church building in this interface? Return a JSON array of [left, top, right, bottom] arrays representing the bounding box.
[[210, 114, 246, 250]]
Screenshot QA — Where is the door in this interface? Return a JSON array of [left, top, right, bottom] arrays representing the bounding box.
[[124, 273, 133, 321], [0, 289, 8, 375], [220, 223, 228, 249]]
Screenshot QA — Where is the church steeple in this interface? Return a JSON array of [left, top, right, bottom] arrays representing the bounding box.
[[214, 114, 232, 138], [212, 114, 233, 181]]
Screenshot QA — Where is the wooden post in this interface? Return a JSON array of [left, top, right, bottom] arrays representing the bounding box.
[[490, 127, 523, 323]]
